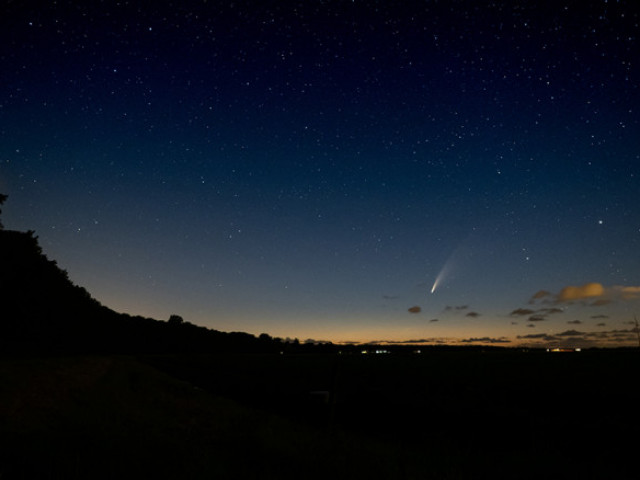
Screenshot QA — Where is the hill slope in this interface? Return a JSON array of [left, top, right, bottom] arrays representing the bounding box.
[[0, 355, 405, 480], [0, 225, 288, 354]]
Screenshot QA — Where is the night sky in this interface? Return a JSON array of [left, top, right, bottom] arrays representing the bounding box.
[[2, 1, 639, 347]]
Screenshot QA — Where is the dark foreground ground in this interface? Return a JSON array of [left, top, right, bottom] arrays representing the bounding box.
[[1, 349, 638, 479]]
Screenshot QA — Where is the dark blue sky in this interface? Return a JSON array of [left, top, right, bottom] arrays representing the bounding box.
[[2, 1, 639, 346]]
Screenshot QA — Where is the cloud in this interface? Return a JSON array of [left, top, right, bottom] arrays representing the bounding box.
[[517, 333, 556, 341], [460, 337, 511, 344], [567, 320, 582, 325], [529, 290, 552, 303], [445, 305, 469, 311], [557, 282, 604, 302], [590, 298, 612, 306], [429, 318, 439, 322], [513, 307, 565, 323], [408, 306, 421, 314], [466, 311, 481, 318], [557, 329, 585, 337], [530, 283, 640, 306], [510, 308, 536, 316], [368, 338, 451, 345], [621, 286, 640, 299], [539, 307, 564, 315], [517, 328, 640, 347]]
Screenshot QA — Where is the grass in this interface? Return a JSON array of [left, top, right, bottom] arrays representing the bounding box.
[[2, 349, 638, 479], [0, 355, 418, 479], [142, 349, 640, 479]]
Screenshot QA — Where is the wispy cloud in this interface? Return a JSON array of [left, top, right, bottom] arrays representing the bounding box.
[[557, 329, 585, 337], [620, 286, 640, 299], [518, 333, 555, 340], [529, 290, 551, 303], [512, 306, 564, 323], [517, 328, 639, 347], [511, 282, 640, 346], [445, 305, 469, 311], [460, 337, 510, 344], [367, 338, 451, 345], [510, 308, 536, 316], [590, 298, 613, 306], [539, 307, 564, 315], [529, 283, 640, 306]]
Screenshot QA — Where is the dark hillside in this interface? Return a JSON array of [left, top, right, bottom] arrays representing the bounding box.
[[0, 355, 405, 480], [0, 204, 410, 477], [0, 196, 286, 355], [0, 194, 415, 357], [0, 228, 123, 353]]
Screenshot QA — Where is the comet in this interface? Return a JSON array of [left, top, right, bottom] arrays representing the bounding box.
[[430, 269, 445, 294], [430, 246, 459, 294]]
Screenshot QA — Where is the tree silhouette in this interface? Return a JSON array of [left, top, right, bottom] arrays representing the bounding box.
[[0, 192, 339, 355], [0, 193, 7, 229]]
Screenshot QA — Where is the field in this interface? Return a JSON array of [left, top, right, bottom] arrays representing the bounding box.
[[144, 349, 640, 478], [1, 349, 638, 479]]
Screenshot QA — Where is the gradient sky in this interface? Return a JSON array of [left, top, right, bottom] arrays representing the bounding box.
[[2, 1, 639, 347]]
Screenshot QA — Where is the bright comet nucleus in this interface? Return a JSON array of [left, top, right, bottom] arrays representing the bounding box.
[[430, 248, 459, 294]]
